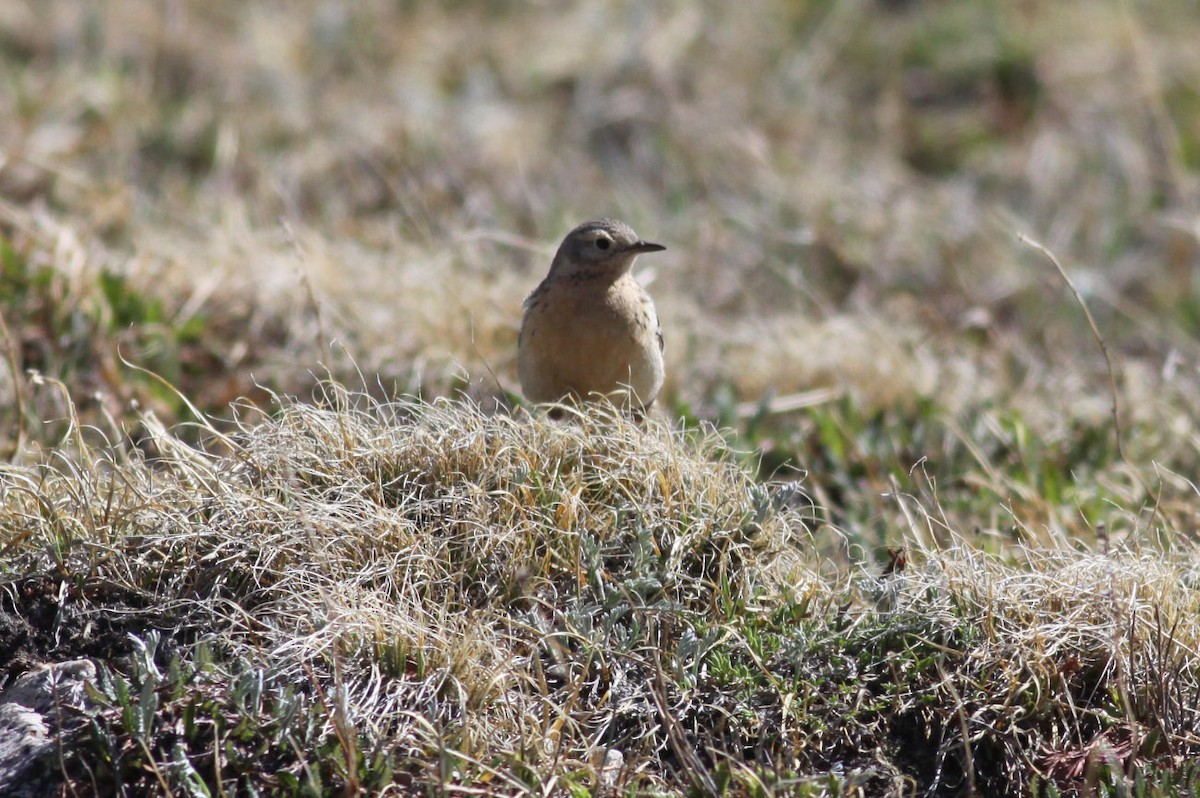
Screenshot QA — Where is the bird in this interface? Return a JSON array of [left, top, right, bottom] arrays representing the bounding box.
[[518, 219, 666, 417]]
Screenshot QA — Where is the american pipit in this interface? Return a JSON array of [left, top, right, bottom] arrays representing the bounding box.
[[518, 219, 666, 415]]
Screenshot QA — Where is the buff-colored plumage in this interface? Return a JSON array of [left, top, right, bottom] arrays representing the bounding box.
[[518, 219, 665, 414]]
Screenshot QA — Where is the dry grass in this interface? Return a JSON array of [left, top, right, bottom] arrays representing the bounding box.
[[2, 0, 1200, 794], [2, 389, 1199, 794], [2, 389, 814, 790]]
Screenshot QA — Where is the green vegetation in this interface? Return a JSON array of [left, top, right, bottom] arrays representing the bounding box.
[[1, 0, 1199, 795]]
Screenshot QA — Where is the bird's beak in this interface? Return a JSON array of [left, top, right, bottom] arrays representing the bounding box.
[[629, 240, 666, 254]]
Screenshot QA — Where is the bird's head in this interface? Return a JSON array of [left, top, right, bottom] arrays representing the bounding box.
[[550, 219, 665, 279]]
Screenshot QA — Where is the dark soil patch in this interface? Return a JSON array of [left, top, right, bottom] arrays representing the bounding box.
[[0, 572, 194, 684]]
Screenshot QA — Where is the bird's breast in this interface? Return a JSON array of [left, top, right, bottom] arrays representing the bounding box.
[[518, 276, 662, 405]]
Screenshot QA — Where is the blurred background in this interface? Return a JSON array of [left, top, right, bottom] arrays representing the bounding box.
[[1, 0, 1198, 548]]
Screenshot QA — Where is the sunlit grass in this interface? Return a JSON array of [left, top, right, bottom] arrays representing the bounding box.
[[2, 0, 1200, 794]]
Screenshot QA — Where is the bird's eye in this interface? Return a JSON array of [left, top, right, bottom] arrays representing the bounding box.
[[595, 237, 611, 250]]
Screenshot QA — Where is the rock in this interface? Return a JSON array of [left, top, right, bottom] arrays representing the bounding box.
[[0, 660, 97, 798]]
